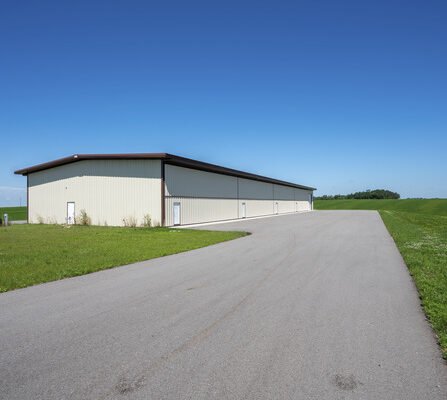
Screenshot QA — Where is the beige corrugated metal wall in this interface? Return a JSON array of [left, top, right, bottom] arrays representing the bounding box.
[[164, 164, 312, 226], [239, 199, 274, 218], [166, 197, 238, 225], [164, 165, 238, 226], [165, 165, 237, 198], [28, 159, 162, 226], [295, 188, 312, 212]]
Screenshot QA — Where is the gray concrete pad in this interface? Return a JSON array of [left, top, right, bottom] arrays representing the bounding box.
[[0, 211, 446, 399]]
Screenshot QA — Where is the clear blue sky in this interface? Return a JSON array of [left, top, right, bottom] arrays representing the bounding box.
[[1, 0, 446, 205]]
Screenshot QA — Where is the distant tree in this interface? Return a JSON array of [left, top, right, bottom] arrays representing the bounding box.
[[315, 189, 400, 200]]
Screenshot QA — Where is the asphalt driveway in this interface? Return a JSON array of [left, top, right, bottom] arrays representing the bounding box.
[[0, 211, 446, 399]]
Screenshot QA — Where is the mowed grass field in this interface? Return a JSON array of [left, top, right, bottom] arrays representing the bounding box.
[[0, 206, 27, 221], [314, 198, 447, 216], [316, 199, 447, 357], [0, 225, 246, 292]]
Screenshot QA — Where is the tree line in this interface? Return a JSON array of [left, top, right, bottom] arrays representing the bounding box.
[[316, 189, 400, 200]]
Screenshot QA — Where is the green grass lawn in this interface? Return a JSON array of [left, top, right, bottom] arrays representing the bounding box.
[[0, 206, 27, 221], [380, 211, 447, 357], [0, 225, 246, 292], [316, 199, 447, 357]]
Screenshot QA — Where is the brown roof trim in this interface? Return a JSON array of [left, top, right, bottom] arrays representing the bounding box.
[[163, 154, 316, 190], [14, 153, 316, 191], [14, 153, 168, 175]]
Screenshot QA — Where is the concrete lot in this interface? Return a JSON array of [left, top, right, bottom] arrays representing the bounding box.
[[0, 211, 446, 399]]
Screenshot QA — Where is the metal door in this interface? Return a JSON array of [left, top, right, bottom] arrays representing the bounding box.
[[274, 202, 279, 214], [173, 202, 181, 225], [240, 202, 246, 218], [67, 202, 75, 225]]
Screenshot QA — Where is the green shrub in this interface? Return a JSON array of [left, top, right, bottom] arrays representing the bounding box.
[[122, 216, 137, 227], [142, 214, 152, 228], [77, 210, 91, 226]]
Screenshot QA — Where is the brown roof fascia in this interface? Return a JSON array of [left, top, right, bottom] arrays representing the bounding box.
[[14, 153, 168, 175]]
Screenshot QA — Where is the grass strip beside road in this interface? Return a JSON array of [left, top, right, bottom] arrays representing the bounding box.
[[0, 224, 246, 292], [379, 211, 447, 358]]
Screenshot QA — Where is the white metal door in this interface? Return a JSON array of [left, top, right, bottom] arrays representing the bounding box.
[[173, 202, 181, 225], [67, 202, 75, 225], [240, 202, 246, 218], [274, 202, 279, 214]]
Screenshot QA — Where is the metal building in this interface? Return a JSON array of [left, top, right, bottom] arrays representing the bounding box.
[[15, 153, 316, 226]]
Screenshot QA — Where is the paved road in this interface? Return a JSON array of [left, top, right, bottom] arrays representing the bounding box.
[[1, 211, 446, 399]]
